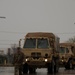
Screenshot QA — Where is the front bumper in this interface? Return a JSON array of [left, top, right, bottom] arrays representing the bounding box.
[[24, 58, 52, 68], [59, 59, 67, 66]]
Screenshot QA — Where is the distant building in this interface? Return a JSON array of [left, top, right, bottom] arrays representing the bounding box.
[[0, 50, 4, 55], [11, 44, 19, 54], [7, 48, 14, 64], [0, 50, 5, 64]]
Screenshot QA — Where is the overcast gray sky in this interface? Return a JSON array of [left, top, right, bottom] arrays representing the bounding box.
[[0, 0, 75, 50]]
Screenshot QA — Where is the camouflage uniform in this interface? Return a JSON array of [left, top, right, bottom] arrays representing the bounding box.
[[13, 47, 24, 75]]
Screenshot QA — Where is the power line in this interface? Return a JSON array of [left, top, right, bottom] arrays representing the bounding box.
[[0, 43, 19, 45], [0, 40, 18, 41], [0, 44, 12, 45], [0, 31, 26, 34], [0, 31, 75, 34], [55, 32, 75, 34]]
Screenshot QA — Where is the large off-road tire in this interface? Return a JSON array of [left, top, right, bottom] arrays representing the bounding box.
[[54, 59, 59, 73], [47, 57, 59, 74], [54, 63, 59, 73], [22, 63, 28, 74], [65, 63, 69, 69], [47, 63, 53, 74], [47, 60, 55, 74], [69, 61, 73, 69], [29, 66, 36, 74], [65, 59, 73, 69]]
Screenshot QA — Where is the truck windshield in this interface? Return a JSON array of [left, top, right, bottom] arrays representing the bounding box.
[[24, 38, 36, 48], [37, 38, 49, 48], [59, 47, 65, 53]]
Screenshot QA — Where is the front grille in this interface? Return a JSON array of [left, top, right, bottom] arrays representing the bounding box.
[[31, 52, 41, 59]]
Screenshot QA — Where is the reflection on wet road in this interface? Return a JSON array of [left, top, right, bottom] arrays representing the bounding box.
[[0, 67, 75, 75], [0, 67, 14, 75], [35, 68, 75, 75]]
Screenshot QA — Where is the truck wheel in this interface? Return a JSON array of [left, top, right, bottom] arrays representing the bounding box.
[[65, 63, 69, 69], [29, 67, 36, 74], [69, 61, 73, 69], [47, 62, 54, 74], [54, 64, 59, 73], [54, 60, 59, 73], [65, 60, 73, 69], [22, 63, 28, 74], [47, 63, 52, 73]]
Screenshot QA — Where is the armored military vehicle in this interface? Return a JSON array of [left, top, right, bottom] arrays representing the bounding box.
[[70, 43, 75, 69], [19, 32, 60, 73], [59, 43, 74, 69]]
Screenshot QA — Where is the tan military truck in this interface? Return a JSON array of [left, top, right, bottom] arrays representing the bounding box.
[[70, 44, 75, 69], [59, 43, 74, 69], [19, 32, 60, 74]]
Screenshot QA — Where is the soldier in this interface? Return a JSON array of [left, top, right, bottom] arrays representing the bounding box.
[[13, 47, 24, 75]]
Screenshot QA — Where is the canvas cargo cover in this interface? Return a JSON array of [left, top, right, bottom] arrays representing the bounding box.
[[25, 32, 59, 38]]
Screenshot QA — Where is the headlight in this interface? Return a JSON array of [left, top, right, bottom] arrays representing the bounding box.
[[26, 58, 28, 62], [45, 59, 48, 62], [62, 60, 63, 62]]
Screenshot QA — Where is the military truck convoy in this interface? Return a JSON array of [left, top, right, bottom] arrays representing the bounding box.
[[19, 32, 60, 73], [18, 32, 75, 74]]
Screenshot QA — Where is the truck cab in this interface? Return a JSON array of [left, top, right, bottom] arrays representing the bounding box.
[[59, 43, 74, 69], [20, 32, 60, 74]]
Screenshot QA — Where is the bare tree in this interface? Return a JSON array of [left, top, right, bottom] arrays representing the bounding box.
[[66, 36, 75, 43], [11, 44, 18, 54]]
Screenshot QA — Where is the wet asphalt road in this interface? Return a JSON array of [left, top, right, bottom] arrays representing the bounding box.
[[30, 68, 75, 75], [0, 67, 75, 75]]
